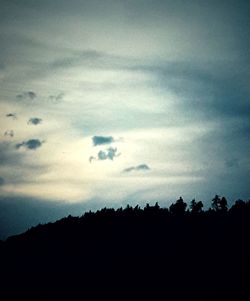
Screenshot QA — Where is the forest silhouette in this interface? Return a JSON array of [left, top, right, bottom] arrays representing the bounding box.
[[0, 195, 249, 300]]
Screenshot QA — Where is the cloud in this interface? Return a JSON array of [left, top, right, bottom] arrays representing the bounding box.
[[90, 147, 120, 162], [28, 118, 43, 125], [92, 136, 114, 146], [6, 113, 17, 120], [123, 164, 150, 173], [136, 164, 150, 171], [16, 91, 37, 100], [97, 150, 108, 160], [16, 139, 44, 150], [4, 130, 14, 138], [89, 156, 95, 163], [99, 147, 120, 161], [48, 92, 64, 104]]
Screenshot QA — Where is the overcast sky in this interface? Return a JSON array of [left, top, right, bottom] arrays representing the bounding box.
[[0, 0, 249, 239]]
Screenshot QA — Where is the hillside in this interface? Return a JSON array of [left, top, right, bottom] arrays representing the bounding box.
[[1, 196, 250, 300]]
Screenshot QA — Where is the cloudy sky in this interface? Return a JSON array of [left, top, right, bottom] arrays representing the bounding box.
[[0, 0, 249, 239]]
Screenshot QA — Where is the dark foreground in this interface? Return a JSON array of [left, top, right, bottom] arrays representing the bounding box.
[[0, 197, 250, 300]]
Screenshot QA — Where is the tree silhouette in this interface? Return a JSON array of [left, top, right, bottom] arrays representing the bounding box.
[[230, 199, 245, 212], [169, 197, 187, 214], [190, 199, 203, 213], [220, 197, 228, 212], [211, 195, 228, 212]]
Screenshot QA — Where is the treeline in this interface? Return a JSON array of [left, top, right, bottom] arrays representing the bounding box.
[[80, 194, 249, 216], [1, 195, 250, 300], [8, 195, 250, 238]]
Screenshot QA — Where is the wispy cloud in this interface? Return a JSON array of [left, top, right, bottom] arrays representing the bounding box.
[[16, 139, 44, 150], [89, 156, 95, 163], [16, 91, 37, 100], [4, 130, 14, 138], [28, 118, 43, 125], [48, 92, 64, 104], [123, 164, 150, 173], [6, 113, 17, 120], [49, 50, 108, 70], [92, 136, 114, 146]]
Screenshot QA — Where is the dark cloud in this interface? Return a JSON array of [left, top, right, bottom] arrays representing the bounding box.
[[27, 91, 36, 99], [4, 130, 14, 138], [89, 156, 95, 163], [6, 113, 17, 120], [48, 92, 64, 104], [123, 164, 150, 173], [92, 136, 114, 146], [136, 164, 150, 171], [16, 139, 44, 150], [89, 147, 120, 162], [0, 177, 4, 186], [16, 91, 37, 100], [97, 150, 107, 160], [28, 118, 43, 125], [123, 166, 135, 173], [98, 147, 119, 161]]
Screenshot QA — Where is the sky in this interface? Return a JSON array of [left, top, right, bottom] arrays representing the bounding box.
[[0, 0, 250, 239]]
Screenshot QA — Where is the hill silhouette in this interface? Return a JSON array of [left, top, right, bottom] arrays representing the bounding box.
[[0, 196, 250, 300]]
